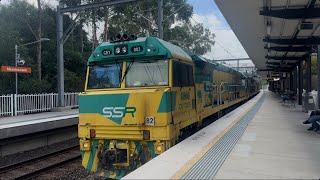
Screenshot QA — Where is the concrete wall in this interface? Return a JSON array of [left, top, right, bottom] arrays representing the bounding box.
[[0, 126, 78, 156]]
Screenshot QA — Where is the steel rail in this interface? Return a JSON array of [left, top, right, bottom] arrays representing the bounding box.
[[0, 145, 80, 174], [14, 155, 81, 180]]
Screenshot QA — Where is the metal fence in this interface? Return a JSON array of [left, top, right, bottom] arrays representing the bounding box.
[[0, 92, 80, 117], [0, 94, 14, 117]]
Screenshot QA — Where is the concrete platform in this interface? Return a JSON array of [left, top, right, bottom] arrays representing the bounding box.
[[0, 109, 79, 140], [123, 92, 264, 179], [123, 90, 320, 179], [215, 91, 320, 179]]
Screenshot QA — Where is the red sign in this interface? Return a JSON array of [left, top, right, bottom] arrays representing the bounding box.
[[1, 66, 32, 74]]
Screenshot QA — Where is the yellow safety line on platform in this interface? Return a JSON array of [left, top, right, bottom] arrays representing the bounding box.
[[171, 93, 262, 179]]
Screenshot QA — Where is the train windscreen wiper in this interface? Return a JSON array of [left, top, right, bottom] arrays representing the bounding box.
[[121, 61, 134, 83]]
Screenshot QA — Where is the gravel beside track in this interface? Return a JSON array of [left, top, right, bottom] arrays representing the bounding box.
[[0, 138, 79, 167], [0, 147, 80, 179], [33, 159, 105, 180], [0, 138, 103, 180]]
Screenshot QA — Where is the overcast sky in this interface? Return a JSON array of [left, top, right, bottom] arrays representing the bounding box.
[[1, 0, 253, 67]]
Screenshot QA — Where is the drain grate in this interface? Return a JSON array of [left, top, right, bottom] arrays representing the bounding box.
[[181, 93, 266, 179]]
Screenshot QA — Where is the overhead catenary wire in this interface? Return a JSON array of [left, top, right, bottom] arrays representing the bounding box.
[[188, 1, 255, 70], [189, 15, 236, 59]]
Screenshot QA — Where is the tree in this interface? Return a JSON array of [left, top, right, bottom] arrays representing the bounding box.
[[59, 0, 87, 52], [168, 23, 215, 55], [0, 0, 216, 94], [106, 0, 214, 55], [59, 0, 215, 55], [0, 0, 91, 94], [103, 6, 111, 42]]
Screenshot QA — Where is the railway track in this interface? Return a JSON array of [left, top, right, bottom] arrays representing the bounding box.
[[0, 145, 81, 180]]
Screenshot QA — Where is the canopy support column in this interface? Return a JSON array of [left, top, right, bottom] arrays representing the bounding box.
[[293, 66, 298, 95], [303, 55, 315, 111], [317, 45, 320, 109], [298, 61, 303, 105]]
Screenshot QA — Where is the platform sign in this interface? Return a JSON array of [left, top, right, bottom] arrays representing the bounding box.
[[1, 66, 32, 74]]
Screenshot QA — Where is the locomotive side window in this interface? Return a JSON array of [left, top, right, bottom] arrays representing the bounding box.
[[172, 61, 194, 87], [87, 64, 122, 89], [125, 60, 169, 87]]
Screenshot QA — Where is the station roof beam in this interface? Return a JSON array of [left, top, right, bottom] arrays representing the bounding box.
[[258, 68, 292, 72], [259, 7, 320, 19], [264, 46, 312, 52], [214, 0, 320, 77], [265, 55, 307, 61], [263, 37, 320, 45], [266, 65, 295, 69], [266, 61, 297, 66]]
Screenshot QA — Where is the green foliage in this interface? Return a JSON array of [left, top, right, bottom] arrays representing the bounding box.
[[168, 23, 215, 55], [64, 69, 85, 92], [0, 0, 90, 94], [107, 0, 214, 55], [19, 79, 52, 94], [0, 0, 216, 94]]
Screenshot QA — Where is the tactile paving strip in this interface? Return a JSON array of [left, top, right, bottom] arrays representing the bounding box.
[[181, 93, 266, 179]]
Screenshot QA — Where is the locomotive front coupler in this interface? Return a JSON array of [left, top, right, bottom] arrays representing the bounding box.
[[101, 148, 127, 169]]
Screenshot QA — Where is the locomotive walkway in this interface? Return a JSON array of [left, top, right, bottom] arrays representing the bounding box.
[[124, 90, 320, 179]]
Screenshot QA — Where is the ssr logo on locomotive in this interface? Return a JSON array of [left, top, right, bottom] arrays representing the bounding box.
[[102, 107, 136, 118]]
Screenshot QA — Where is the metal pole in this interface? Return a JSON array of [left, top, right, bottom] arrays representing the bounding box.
[[237, 60, 239, 71], [56, 6, 65, 107], [298, 61, 303, 105], [289, 71, 293, 91], [15, 45, 18, 96], [293, 66, 297, 95], [157, 0, 163, 39], [317, 45, 320, 109], [306, 55, 312, 93]]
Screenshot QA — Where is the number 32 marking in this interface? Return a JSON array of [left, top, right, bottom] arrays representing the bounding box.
[[145, 117, 155, 125]]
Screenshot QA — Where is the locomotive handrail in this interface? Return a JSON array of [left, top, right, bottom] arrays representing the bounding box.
[[228, 85, 239, 92], [219, 82, 227, 105], [212, 85, 218, 95], [212, 84, 218, 105], [228, 84, 240, 100]]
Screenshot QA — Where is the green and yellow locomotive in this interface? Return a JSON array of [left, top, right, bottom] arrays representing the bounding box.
[[78, 35, 259, 179]]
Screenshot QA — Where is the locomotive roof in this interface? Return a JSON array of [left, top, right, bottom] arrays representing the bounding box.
[[87, 37, 192, 64], [185, 50, 247, 78]]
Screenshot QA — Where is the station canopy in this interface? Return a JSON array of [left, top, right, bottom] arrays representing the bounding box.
[[214, 0, 320, 78]]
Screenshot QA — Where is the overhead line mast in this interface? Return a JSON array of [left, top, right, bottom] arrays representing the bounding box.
[[56, 0, 138, 107]]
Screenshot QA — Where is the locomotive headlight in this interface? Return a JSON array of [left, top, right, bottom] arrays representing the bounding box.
[[122, 47, 127, 53], [154, 142, 164, 154], [156, 145, 162, 152], [80, 140, 91, 151], [115, 47, 121, 54]]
